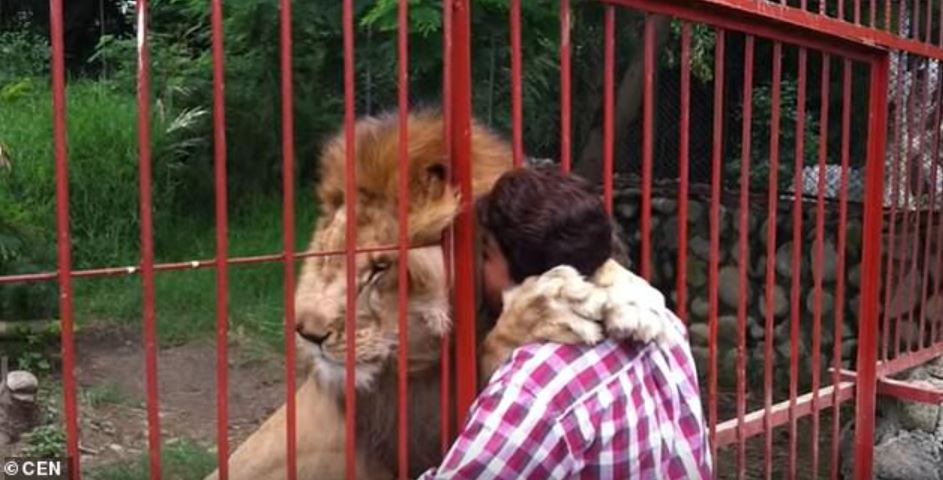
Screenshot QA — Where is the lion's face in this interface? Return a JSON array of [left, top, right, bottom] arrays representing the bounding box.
[[295, 110, 512, 394], [295, 205, 451, 392]]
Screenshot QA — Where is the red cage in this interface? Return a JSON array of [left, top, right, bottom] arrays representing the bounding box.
[[6, 0, 943, 479]]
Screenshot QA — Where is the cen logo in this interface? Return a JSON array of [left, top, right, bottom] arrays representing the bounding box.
[[3, 458, 68, 479]]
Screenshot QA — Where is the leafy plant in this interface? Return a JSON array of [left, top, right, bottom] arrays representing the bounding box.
[[22, 425, 67, 458]]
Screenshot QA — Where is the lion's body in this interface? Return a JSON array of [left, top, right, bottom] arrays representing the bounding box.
[[205, 110, 513, 480]]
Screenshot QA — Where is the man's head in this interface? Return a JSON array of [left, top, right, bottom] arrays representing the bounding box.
[[476, 167, 613, 315]]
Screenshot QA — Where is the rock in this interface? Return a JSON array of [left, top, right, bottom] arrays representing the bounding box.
[[717, 315, 739, 346], [758, 284, 788, 319], [690, 296, 709, 320], [872, 430, 943, 480], [617, 202, 638, 220], [776, 242, 796, 278], [897, 379, 942, 433], [717, 349, 738, 388], [688, 323, 709, 347], [848, 263, 861, 288], [686, 260, 707, 288], [926, 294, 943, 323], [690, 236, 711, 261], [718, 266, 749, 309], [687, 201, 706, 225], [849, 294, 861, 320], [805, 289, 835, 317], [821, 240, 839, 282], [661, 219, 679, 250], [841, 339, 858, 361], [749, 319, 765, 341], [652, 198, 678, 214], [0, 370, 41, 447], [691, 346, 709, 377]]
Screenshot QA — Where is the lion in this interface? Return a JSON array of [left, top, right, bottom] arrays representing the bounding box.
[[205, 110, 668, 480]]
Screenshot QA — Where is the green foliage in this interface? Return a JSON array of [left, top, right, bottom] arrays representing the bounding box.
[[22, 425, 67, 458], [81, 383, 127, 408], [89, 439, 216, 480], [0, 31, 50, 83], [665, 21, 716, 83], [730, 79, 821, 190]]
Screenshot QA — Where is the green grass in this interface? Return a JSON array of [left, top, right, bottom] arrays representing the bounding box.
[[80, 383, 127, 408], [73, 193, 319, 348], [88, 439, 217, 480]]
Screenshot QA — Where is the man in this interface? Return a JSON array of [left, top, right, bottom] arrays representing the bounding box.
[[417, 167, 712, 479]]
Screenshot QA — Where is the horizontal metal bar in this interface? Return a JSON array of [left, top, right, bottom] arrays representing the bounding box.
[[877, 341, 943, 376], [714, 381, 856, 447], [877, 376, 943, 404], [604, 0, 884, 62], [0, 243, 438, 285]]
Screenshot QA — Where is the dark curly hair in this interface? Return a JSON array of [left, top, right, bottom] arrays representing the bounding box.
[[476, 167, 613, 283]]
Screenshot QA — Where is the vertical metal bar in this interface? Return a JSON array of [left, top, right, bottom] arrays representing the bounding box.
[[897, 60, 916, 356], [887, 0, 893, 32], [49, 0, 79, 476], [510, 0, 523, 167], [677, 22, 691, 322], [640, 14, 655, 281], [440, 0, 453, 453], [882, 51, 906, 361], [341, 0, 358, 477], [925, 0, 933, 44], [831, 58, 853, 480], [870, 0, 875, 26], [560, 0, 571, 174], [919, 62, 942, 346], [451, 0, 478, 427], [134, 2, 162, 478], [811, 53, 832, 480], [928, 64, 943, 344], [280, 0, 300, 478], [603, 7, 615, 215], [910, 58, 931, 350], [841, 0, 846, 22], [915, 0, 922, 40], [789, 46, 808, 480], [397, 0, 410, 476], [763, 40, 783, 480], [735, 34, 754, 480], [853, 53, 890, 480], [210, 0, 232, 477], [708, 27, 726, 472]]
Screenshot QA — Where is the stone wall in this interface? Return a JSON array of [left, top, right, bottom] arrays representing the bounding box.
[[611, 183, 941, 392]]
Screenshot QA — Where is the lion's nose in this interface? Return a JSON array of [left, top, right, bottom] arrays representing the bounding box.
[[295, 322, 331, 345]]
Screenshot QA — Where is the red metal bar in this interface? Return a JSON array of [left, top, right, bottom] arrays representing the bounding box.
[[210, 0, 232, 477], [887, 0, 893, 31], [603, 6, 615, 215], [925, 0, 933, 44], [877, 341, 943, 376], [510, 0, 523, 167], [810, 53, 832, 479], [0, 245, 429, 286], [640, 15, 655, 280], [280, 0, 299, 475], [735, 34, 754, 480], [440, 0, 453, 452], [397, 0, 410, 475], [915, 0, 922, 41], [879, 374, 943, 402], [341, 0, 358, 476], [605, 0, 893, 62], [134, 2, 162, 477], [831, 58, 853, 480], [853, 53, 890, 480], [762, 40, 783, 480], [883, 49, 906, 361], [897, 60, 917, 356], [707, 27, 725, 472], [789, 46, 808, 480], [915, 59, 937, 349], [923, 77, 943, 343], [49, 0, 79, 476], [676, 22, 691, 322], [714, 381, 856, 446], [904, 59, 929, 352], [451, 0, 478, 428], [560, 0, 571, 174]]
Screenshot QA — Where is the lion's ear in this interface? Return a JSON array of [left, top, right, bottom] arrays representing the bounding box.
[[413, 161, 448, 201]]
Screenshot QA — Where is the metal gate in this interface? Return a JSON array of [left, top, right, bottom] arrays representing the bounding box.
[[5, 0, 943, 479]]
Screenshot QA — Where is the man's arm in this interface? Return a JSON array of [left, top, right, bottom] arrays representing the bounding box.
[[417, 379, 574, 479]]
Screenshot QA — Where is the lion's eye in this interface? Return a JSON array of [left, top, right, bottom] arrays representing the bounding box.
[[367, 261, 391, 283]]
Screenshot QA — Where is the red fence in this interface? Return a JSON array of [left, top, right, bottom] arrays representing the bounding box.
[[5, 0, 943, 479]]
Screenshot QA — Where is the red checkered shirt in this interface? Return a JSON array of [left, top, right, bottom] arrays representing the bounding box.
[[417, 313, 711, 479]]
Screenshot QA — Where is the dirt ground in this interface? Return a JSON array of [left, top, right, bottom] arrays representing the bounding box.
[[8, 324, 295, 472]]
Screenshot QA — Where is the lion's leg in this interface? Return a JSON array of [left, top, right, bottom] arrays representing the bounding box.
[[203, 377, 390, 480]]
